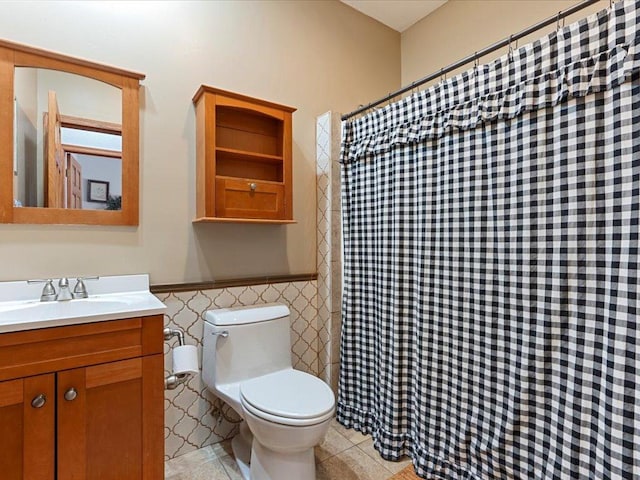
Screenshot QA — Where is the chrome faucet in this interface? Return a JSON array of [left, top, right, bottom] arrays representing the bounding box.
[[56, 278, 73, 301], [27, 276, 99, 302]]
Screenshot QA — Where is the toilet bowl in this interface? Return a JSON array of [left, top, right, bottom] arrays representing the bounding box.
[[202, 304, 335, 480], [241, 369, 334, 479]]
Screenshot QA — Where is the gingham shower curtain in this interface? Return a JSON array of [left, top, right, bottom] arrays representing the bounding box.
[[337, 2, 639, 479]]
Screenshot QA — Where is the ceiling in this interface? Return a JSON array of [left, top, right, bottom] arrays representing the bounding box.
[[341, 0, 448, 32]]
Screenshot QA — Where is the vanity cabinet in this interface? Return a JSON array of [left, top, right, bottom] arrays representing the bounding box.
[[193, 85, 296, 223], [0, 315, 164, 480]]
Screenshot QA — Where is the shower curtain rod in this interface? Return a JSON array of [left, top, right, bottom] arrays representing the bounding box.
[[342, 0, 602, 121]]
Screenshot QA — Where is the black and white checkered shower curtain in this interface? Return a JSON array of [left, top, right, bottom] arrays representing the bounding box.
[[337, 2, 639, 479]]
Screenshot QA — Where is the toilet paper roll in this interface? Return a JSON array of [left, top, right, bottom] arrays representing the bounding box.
[[172, 344, 199, 375]]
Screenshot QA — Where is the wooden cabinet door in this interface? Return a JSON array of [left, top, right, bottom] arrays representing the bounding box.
[[57, 355, 164, 480], [215, 177, 285, 219], [66, 153, 83, 209], [45, 91, 65, 209], [0, 374, 55, 480]]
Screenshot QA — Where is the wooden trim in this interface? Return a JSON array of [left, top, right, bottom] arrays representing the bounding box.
[[57, 368, 87, 480], [216, 147, 283, 164], [150, 273, 318, 294], [0, 344, 142, 383], [142, 354, 164, 480], [85, 357, 142, 389], [15, 51, 128, 89], [0, 46, 14, 223], [193, 85, 296, 113], [62, 144, 121, 158], [121, 76, 139, 226], [0, 318, 141, 347], [60, 114, 122, 135], [141, 315, 164, 356], [0, 37, 145, 80], [193, 217, 296, 224], [283, 112, 293, 219], [205, 92, 216, 218], [215, 94, 285, 121], [12, 206, 137, 225], [23, 374, 55, 480], [0, 318, 145, 382], [195, 91, 206, 219]]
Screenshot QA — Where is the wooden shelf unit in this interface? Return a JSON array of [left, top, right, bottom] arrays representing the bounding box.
[[193, 86, 296, 223]]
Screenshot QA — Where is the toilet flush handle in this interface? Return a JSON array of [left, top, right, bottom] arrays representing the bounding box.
[[212, 330, 229, 339]]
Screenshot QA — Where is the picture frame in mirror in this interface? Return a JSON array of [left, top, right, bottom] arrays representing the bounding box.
[[87, 179, 109, 203]]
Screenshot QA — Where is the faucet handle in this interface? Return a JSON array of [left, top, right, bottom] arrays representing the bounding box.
[[27, 279, 57, 302], [73, 276, 99, 299]]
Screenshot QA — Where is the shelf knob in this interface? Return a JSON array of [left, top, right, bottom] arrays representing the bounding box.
[[31, 394, 47, 408], [64, 387, 78, 401], [249, 183, 257, 191]]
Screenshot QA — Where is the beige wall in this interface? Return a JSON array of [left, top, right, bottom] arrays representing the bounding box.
[[402, 0, 607, 86], [0, 1, 400, 284]]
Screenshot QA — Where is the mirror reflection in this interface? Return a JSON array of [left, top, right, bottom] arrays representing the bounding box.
[[13, 68, 122, 210]]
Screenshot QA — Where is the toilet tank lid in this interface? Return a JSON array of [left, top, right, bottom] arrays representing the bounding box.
[[205, 303, 290, 326]]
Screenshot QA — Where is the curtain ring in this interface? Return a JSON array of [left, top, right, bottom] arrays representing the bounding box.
[[508, 35, 513, 63], [557, 11, 562, 31]]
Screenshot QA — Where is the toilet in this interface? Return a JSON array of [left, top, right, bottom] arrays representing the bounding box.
[[202, 303, 335, 480]]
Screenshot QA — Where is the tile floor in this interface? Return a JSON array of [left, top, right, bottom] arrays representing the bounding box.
[[165, 418, 414, 480]]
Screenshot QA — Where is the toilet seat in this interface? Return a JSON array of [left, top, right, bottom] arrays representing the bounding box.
[[240, 369, 335, 427]]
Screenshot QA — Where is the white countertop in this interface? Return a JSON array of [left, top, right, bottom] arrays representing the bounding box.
[[0, 274, 166, 333]]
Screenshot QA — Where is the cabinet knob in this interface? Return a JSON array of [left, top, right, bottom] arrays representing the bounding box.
[[31, 394, 47, 409], [249, 183, 257, 191], [64, 387, 78, 401]]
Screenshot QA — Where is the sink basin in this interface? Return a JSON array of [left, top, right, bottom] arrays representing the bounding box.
[[0, 275, 166, 333], [0, 298, 129, 315]]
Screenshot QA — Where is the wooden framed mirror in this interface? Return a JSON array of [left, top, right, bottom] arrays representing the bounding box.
[[0, 39, 145, 225]]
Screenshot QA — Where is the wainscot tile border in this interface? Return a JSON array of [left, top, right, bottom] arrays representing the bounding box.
[[151, 273, 318, 294]]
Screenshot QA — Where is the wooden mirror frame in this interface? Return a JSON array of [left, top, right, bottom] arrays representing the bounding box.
[[0, 39, 145, 225]]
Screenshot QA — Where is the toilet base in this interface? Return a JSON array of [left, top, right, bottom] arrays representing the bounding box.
[[232, 422, 253, 480], [250, 440, 316, 480]]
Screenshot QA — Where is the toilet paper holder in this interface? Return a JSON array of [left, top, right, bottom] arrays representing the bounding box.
[[164, 327, 195, 390], [164, 327, 185, 346]]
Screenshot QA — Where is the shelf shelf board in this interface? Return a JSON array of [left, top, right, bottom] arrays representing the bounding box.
[[215, 147, 283, 164], [215, 175, 284, 185], [193, 216, 296, 224]]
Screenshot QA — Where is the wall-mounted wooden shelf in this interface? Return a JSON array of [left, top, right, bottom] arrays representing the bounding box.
[[193, 86, 296, 224], [193, 217, 297, 224]]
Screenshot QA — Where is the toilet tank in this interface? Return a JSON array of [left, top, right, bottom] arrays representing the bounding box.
[[202, 303, 293, 388]]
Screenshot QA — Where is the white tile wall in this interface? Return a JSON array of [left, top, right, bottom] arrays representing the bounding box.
[[316, 111, 343, 394]]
